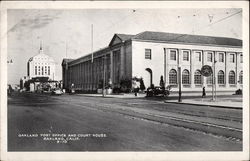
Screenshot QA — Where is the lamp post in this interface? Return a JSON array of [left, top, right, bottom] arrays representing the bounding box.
[[178, 66, 182, 102]]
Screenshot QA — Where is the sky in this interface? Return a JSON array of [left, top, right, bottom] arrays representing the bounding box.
[[7, 8, 242, 85]]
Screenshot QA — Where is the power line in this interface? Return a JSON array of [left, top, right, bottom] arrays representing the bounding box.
[[196, 10, 242, 33], [166, 10, 242, 43]]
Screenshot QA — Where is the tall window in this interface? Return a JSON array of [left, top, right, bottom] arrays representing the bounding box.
[[206, 75, 213, 84], [239, 71, 243, 84], [145, 49, 151, 59], [169, 69, 177, 84], [170, 50, 177, 60], [35, 66, 37, 75], [45, 66, 47, 75], [219, 53, 224, 62], [240, 54, 243, 63], [229, 71, 236, 84], [183, 51, 189, 61], [38, 66, 40, 75], [194, 70, 202, 84], [182, 69, 190, 84], [230, 54, 235, 63], [41, 66, 44, 75], [207, 52, 213, 62], [48, 66, 50, 75], [218, 70, 225, 84], [195, 51, 201, 62]]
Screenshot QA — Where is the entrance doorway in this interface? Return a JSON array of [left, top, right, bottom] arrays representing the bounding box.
[[145, 68, 152, 88]]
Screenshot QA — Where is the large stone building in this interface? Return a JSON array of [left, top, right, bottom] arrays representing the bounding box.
[[62, 31, 243, 93], [27, 45, 56, 80]]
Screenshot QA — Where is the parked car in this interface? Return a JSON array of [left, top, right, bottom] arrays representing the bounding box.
[[146, 86, 170, 97], [51, 88, 63, 95]]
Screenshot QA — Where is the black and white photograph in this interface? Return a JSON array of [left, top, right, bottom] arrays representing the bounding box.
[[1, 1, 249, 161]]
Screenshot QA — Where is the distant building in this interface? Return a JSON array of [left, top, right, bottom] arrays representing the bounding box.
[[62, 31, 243, 93], [27, 44, 56, 80], [20, 76, 29, 89]]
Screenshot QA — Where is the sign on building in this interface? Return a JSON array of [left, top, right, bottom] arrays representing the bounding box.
[[201, 65, 213, 77]]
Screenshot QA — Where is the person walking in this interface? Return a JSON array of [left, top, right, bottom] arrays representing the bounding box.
[[202, 86, 206, 98]]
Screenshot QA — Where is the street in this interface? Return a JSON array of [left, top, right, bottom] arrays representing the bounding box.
[[8, 92, 242, 151]]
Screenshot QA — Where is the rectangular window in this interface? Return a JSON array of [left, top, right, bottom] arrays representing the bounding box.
[[183, 51, 189, 61], [170, 50, 177, 60], [207, 52, 213, 62], [145, 49, 151, 59], [195, 51, 202, 62], [230, 54, 235, 63], [219, 53, 224, 62], [240, 54, 243, 63]]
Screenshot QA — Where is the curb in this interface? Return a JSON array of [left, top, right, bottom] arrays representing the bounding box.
[[164, 101, 242, 110]]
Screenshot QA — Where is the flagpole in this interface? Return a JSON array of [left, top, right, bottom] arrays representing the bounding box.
[[91, 24, 94, 91], [91, 24, 93, 63]]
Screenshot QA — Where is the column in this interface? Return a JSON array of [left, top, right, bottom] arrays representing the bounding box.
[[110, 51, 113, 83], [163, 48, 166, 86], [201, 50, 206, 87], [225, 52, 228, 88], [120, 45, 125, 79], [190, 50, 194, 88], [236, 52, 239, 89]]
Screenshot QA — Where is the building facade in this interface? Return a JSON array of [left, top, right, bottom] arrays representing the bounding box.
[[27, 45, 56, 80], [62, 31, 243, 92]]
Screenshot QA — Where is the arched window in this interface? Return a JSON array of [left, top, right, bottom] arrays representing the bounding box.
[[229, 71, 236, 84], [169, 69, 177, 84], [239, 71, 243, 84], [194, 70, 202, 84], [182, 69, 190, 84], [218, 70, 225, 84]]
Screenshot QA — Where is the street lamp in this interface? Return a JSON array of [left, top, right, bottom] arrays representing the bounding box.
[[178, 66, 182, 102]]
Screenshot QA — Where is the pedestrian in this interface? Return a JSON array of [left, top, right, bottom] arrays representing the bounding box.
[[135, 81, 140, 96], [132, 79, 139, 96], [202, 86, 206, 98]]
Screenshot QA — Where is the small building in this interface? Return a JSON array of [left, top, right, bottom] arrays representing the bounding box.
[[62, 31, 243, 93]]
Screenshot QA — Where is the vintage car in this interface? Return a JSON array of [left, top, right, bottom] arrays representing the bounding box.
[[146, 86, 171, 97]]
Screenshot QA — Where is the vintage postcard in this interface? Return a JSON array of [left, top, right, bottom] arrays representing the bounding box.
[[0, 1, 249, 161]]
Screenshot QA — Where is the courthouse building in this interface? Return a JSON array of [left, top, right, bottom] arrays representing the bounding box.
[[27, 45, 56, 80], [62, 31, 243, 92]]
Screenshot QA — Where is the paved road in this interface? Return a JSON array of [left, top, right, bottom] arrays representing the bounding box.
[[8, 92, 242, 151]]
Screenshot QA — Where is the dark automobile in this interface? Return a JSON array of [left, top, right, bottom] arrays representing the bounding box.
[[146, 86, 170, 97]]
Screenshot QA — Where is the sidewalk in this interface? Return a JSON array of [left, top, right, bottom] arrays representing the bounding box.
[[165, 97, 242, 109], [76, 93, 242, 109]]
